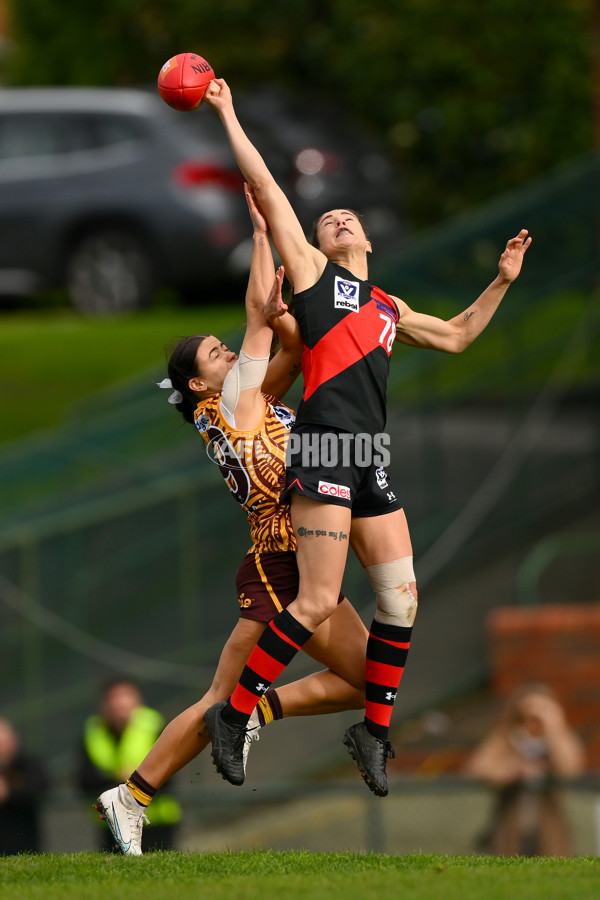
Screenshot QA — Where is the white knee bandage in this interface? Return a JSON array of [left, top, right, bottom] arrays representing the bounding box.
[[366, 556, 418, 627]]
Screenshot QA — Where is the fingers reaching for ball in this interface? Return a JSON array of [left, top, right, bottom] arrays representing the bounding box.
[[202, 78, 232, 109]]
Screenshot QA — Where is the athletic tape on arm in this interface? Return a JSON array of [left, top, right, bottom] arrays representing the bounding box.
[[366, 556, 418, 627], [220, 350, 270, 425]]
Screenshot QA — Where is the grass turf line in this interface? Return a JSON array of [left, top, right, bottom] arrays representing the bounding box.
[[0, 851, 599, 900]]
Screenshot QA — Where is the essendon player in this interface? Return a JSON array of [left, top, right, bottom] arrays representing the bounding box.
[[203, 78, 532, 797]]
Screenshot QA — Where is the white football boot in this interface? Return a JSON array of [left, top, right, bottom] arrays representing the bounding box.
[[96, 784, 149, 856]]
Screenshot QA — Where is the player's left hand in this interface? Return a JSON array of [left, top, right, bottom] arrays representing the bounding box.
[[498, 229, 532, 283], [265, 266, 287, 321]]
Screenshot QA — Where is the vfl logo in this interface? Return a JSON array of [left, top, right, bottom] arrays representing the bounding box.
[[271, 404, 295, 430], [375, 466, 388, 490], [334, 276, 360, 312]]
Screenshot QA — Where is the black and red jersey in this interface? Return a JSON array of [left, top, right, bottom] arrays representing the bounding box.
[[293, 261, 398, 434]]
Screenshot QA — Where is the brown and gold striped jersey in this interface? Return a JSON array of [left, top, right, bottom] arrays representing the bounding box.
[[194, 393, 297, 554]]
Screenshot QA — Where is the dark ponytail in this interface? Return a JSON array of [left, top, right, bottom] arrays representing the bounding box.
[[166, 334, 209, 424]]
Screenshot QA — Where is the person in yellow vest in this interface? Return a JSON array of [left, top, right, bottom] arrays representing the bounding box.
[[77, 678, 181, 852]]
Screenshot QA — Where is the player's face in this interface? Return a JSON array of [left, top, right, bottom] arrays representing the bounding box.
[[190, 335, 237, 395], [315, 209, 371, 257]]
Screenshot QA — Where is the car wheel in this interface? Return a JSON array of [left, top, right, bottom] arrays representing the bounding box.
[[65, 229, 155, 315]]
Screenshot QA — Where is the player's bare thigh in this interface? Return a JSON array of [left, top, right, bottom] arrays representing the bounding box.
[[350, 507, 413, 567], [289, 493, 352, 629]]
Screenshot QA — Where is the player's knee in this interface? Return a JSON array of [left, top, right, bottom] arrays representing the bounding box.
[[348, 687, 366, 710], [294, 591, 338, 630], [366, 557, 418, 628]]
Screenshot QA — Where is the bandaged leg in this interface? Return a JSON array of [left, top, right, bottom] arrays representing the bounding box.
[[368, 556, 417, 627], [363, 557, 418, 739]]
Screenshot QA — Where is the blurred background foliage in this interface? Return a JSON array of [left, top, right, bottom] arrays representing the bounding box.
[[1, 0, 596, 227]]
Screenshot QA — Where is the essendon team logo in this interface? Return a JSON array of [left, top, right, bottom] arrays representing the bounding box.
[[334, 276, 360, 312]]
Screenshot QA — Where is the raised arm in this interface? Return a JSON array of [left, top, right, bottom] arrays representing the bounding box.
[[261, 286, 304, 400], [202, 78, 325, 292], [220, 186, 284, 430], [239, 183, 280, 357], [394, 230, 532, 353]]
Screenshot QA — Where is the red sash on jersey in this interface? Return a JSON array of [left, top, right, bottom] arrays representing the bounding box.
[[302, 287, 398, 402]]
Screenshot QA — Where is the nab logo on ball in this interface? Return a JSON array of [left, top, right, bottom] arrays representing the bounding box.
[[161, 57, 179, 75], [318, 480, 351, 500], [334, 276, 360, 312]]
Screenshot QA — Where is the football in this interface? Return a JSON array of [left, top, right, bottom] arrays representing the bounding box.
[[157, 53, 214, 112]]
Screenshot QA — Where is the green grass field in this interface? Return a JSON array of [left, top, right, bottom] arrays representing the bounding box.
[[1, 851, 598, 900], [0, 290, 596, 447], [0, 306, 248, 445]]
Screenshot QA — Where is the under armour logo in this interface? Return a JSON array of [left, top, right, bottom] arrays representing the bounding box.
[[385, 691, 397, 701], [387, 491, 396, 501], [256, 683, 268, 693]]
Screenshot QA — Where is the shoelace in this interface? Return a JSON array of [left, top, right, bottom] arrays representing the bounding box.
[[383, 741, 395, 760], [231, 726, 248, 752], [245, 726, 260, 746], [136, 811, 151, 828]]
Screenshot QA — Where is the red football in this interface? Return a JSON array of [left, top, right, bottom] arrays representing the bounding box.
[[157, 53, 214, 112]]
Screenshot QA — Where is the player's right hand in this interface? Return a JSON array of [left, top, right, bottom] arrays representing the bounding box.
[[265, 267, 287, 321], [202, 77, 232, 110]]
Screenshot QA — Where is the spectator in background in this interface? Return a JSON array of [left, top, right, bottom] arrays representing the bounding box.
[[0, 717, 49, 855], [76, 678, 181, 852], [464, 683, 586, 856]]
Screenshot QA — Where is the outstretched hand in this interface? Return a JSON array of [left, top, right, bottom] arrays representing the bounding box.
[[202, 77, 232, 112], [498, 229, 532, 283], [265, 266, 287, 321]]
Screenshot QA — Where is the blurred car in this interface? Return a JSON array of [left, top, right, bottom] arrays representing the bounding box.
[[235, 85, 407, 254], [0, 85, 406, 314], [0, 87, 248, 314]]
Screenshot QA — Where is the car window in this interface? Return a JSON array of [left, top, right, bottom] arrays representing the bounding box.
[[91, 114, 147, 147], [0, 114, 96, 160]]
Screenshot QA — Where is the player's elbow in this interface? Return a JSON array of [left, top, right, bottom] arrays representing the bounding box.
[[248, 173, 277, 200], [440, 333, 466, 354], [449, 327, 472, 354]]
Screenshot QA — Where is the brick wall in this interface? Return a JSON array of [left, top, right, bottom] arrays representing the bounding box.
[[487, 604, 600, 768]]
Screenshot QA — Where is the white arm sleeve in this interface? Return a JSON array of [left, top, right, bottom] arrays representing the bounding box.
[[219, 350, 270, 427]]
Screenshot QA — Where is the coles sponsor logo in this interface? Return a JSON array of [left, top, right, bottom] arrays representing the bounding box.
[[318, 480, 351, 500], [334, 276, 360, 312]]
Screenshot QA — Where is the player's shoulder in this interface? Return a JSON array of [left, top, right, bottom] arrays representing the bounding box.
[[388, 294, 407, 317], [292, 247, 328, 293]]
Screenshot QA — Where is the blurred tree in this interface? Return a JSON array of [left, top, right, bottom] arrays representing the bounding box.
[[1, 0, 594, 227]]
